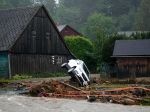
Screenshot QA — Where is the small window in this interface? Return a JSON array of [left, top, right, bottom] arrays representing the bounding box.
[[51, 56, 55, 64], [32, 31, 36, 35], [56, 56, 63, 64], [46, 32, 51, 40], [32, 31, 36, 39]]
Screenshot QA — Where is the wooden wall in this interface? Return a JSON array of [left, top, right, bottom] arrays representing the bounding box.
[[10, 54, 70, 75], [116, 57, 150, 78], [11, 7, 70, 55], [8, 7, 74, 76]]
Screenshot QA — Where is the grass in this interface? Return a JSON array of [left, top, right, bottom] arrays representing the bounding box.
[[140, 98, 150, 106], [24, 72, 67, 78], [0, 79, 13, 83], [12, 74, 32, 80], [0, 72, 67, 83]]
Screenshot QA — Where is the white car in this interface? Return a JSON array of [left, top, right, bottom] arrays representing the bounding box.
[[61, 59, 90, 86]]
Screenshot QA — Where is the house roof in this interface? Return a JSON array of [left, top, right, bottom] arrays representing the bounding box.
[[57, 24, 82, 36], [0, 5, 41, 51], [57, 25, 67, 32], [118, 31, 149, 37], [112, 39, 150, 57], [0, 6, 75, 58]]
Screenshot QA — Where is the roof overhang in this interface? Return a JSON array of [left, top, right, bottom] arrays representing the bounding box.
[[111, 55, 150, 58]]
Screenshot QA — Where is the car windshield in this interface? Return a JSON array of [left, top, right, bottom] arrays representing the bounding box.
[[82, 63, 90, 77]]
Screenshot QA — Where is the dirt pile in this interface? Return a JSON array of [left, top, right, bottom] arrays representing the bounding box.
[[28, 80, 150, 105]]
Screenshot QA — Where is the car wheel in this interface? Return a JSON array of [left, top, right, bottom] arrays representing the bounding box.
[[61, 63, 67, 68]]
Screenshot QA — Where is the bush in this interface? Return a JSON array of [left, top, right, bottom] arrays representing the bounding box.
[[12, 74, 32, 80], [13, 72, 66, 79], [65, 36, 96, 72], [28, 72, 66, 78]]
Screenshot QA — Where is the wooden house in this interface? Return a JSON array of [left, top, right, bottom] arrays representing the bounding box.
[[118, 31, 149, 37], [112, 40, 150, 78], [57, 25, 82, 37], [0, 5, 74, 78]]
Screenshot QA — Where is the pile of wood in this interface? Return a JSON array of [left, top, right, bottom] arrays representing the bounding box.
[[28, 80, 150, 105]]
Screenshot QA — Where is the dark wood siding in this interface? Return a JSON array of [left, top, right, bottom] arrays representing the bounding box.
[[11, 7, 70, 55], [10, 54, 70, 75], [116, 57, 150, 78], [8, 7, 73, 76]]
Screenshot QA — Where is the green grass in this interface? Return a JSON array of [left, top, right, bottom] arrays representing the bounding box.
[[0, 79, 13, 83], [140, 98, 150, 106], [12, 74, 32, 80], [0, 72, 67, 83], [23, 72, 66, 78]]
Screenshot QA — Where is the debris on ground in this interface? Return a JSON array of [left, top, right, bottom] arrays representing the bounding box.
[[27, 80, 150, 105], [1, 77, 149, 105]]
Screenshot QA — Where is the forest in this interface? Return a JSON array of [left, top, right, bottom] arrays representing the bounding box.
[[0, 0, 150, 39]]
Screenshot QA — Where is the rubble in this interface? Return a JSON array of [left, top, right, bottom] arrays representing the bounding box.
[[27, 80, 150, 105]]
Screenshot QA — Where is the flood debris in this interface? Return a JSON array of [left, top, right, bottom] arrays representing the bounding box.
[[27, 80, 150, 105]]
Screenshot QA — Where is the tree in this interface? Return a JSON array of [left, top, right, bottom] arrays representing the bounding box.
[[0, 0, 56, 16], [64, 36, 96, 71], [134, 0, 150, 31], [56, 0, 142, 35], [0, 0, 10, 9], [55, 5, 81, 29], [84, 13, 115, 39], [93, 30, 107, 67], [115, 10, 135, 31], [102, 34, 129, 63], [0, 0, 34, 9]]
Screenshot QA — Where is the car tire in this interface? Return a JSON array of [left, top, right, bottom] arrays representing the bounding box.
[[61, 63, 67, 68]]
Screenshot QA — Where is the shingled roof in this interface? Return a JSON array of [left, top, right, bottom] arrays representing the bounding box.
[[0, 6, 42, 51], [112, 39, 150, 57]]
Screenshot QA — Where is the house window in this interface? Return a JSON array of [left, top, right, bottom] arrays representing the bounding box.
[[31, 31, 36, 52], [46, 32, 51, 40], [51, 56, 55, 64], [56, 56, 63, 64], [32, 31, 36, 35]]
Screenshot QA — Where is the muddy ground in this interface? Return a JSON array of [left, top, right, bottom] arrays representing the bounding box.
[[0, 74, 150, 112]]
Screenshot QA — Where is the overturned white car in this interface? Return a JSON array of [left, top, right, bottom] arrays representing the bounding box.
[[61, 59, 90, 86]]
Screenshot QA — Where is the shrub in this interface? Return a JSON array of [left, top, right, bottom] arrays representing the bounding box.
[[12, 74, 32, 80], [28, 72, 66, 78], [65, 36, 96, 72]]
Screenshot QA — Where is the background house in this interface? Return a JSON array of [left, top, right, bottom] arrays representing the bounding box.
[[57, 25, 82, 37], [0, 5, 74, 78], [118, 31, 149, 37], [112, 39, 150, 78]]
